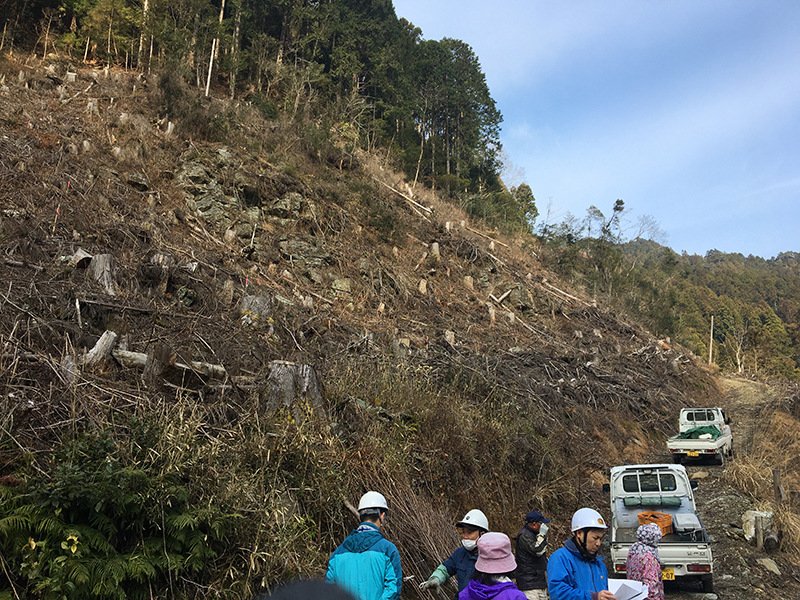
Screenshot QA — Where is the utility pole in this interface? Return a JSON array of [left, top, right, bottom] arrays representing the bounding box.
[[708, 315, 714, 365]]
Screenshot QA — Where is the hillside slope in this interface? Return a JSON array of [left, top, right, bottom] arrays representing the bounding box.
[[1, 58, 722, 598]]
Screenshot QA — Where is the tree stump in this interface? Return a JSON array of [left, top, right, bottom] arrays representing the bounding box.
[[143, 343, 176, 390], [261, 360, 325, 423], [88, 253, 117, 296]]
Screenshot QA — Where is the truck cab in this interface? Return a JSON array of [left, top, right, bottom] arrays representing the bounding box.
[[678, 408, 729, 435]]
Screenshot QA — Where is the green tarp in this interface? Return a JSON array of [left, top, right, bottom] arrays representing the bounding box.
[[677, 425, 722, 440]]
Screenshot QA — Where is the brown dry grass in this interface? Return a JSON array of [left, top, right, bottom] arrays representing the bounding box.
[[726, 394, 800, 561]]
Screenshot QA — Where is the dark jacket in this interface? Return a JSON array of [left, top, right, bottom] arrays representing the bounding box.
[[443, 546, 479, 591], [515, 525, 548, 590]]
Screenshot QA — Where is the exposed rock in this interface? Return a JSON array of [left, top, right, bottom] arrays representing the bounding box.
[[217, 146, 234, 164], [331, 278, 351, 294], [240, 294, 273, 330], [277, 238, 332, 269], [264, 192, 303, 219], [756, 557, 781, 575], [507, 284, 534, 310], [127, 173, 149, 191], [742, 510, 774, 543]]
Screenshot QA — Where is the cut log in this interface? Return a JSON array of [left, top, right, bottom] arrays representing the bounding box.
[[464, 225, 509, 248], [112, 349, 227, 380], [70, 247, 93, 268], [83, 330, 118, 371]]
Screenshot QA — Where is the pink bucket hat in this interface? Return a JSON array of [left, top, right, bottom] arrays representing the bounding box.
[[475, 532, 517, 573]]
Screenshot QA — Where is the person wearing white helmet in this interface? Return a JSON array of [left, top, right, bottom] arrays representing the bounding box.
[[546, 508, 617, 600], [419, 509, 490, 596], [326, 491, 402, 600]]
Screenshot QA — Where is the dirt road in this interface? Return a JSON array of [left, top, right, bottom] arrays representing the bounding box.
[[643, 377, 798, 600]]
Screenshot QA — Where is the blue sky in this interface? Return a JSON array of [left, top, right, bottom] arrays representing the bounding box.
[[391, 0, 800, 259]]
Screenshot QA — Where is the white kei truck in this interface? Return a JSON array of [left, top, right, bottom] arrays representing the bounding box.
[[666, 407, 732, 465], [603, 463, 714, 593]]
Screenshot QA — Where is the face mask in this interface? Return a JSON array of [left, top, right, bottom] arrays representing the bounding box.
[[462, 538, 478, 552]]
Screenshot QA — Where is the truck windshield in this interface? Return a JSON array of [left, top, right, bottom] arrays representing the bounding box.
[[622, 473, 678, 492]]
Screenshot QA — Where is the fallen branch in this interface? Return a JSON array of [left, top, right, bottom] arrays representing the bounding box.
[[344, 498, 359, 518], [377, 180, 432, 218], [112, 349, 227, 379], [60, 81, 95, 105], [465, 226, 509, 248], [541, 279, 586, 305], [489, 289, 513, 305], [4, 258, 44, 271]]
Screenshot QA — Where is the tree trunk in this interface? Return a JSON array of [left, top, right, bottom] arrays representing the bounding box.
[[137, 0, 150, 70], [229, 4, 241, 99], [214, 0, 225, 60], [205, 38, 216, 97], [84, 330, 118, 371], [189, 12, 198, 73]]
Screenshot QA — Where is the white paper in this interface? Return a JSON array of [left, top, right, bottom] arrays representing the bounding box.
[[608, 579, 649, 600]]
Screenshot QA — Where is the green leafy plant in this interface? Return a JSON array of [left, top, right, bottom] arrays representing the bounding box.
[[0, 429, 238, 600]]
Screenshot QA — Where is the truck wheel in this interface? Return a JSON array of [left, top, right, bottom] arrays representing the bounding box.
[[701, 575, 714, 593], [716, 452, 725, 466]]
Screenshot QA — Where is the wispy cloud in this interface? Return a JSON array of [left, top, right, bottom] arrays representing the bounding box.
[[392, 0, 800, 257]]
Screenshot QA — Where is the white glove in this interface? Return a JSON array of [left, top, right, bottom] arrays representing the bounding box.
[[419, 579, 440, 591], [540, 523, 549, 535]]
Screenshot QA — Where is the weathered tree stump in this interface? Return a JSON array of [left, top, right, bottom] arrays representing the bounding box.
[[88, 253, 117, 296], [142, 343, 175, 389], [262, 360, 325, 422]]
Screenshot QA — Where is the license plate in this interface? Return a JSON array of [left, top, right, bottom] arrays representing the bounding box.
[[662, 568, 675, 580], [687, 451, 699, 457]]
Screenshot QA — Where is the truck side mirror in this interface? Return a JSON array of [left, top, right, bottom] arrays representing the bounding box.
[[690, 480, 698, 490], [602, 483, 610, 494], [725, 417, 731, 425]]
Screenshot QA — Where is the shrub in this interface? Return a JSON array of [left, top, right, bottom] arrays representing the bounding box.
[[0, 429, 237, 600]]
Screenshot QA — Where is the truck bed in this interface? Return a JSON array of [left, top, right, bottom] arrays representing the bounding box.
[[613, 526, 709, 544]]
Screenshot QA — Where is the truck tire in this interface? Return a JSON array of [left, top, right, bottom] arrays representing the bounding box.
[[702, 575, 714, 593], [716, 452, 725, 466]]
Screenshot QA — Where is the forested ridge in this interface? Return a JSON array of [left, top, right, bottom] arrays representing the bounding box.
[[533, 205, 800, 380]]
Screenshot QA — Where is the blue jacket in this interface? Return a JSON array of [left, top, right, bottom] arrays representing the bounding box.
[[547, 539, 609, 600], [443, 546, 479, 591], [326, 522, 402, 600]]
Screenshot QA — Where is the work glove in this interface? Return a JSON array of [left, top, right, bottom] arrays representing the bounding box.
[[420, 564, 448, 591], [419, 579, 440, 591]]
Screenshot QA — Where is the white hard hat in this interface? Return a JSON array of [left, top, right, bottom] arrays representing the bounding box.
[[456, 509, 489, 532], [358, 491, 389, 512], [571, 507, 607, 532]]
